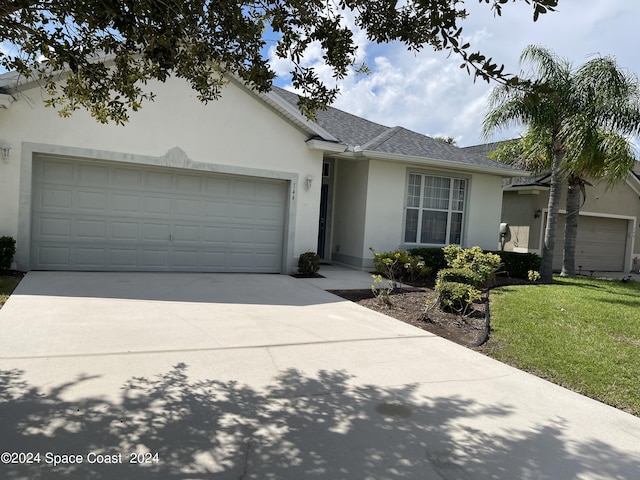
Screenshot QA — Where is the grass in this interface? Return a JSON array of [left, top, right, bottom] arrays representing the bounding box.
[[0, 273, 22, 308], [484, 276, 640, 416]]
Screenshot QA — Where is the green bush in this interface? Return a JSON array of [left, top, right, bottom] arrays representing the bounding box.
[[436, 267, 486, 288], [435, 281, 481, 316], [0, 236, 16, 270], [371, 249, 430, 284], [408, 247, 447, 276], [297, 251, 320, 276], [486, 250, 542, 279], [443, 245, 501, 287]]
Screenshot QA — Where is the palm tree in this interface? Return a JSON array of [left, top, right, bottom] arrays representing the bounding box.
[[483, 46, 640, 282]]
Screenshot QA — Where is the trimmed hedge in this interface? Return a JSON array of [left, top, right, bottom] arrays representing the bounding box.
[[487, 250, 541, 279], [410, 246, 541, 280], [436, 267, 486, 288], [408, 247, 447, 276]]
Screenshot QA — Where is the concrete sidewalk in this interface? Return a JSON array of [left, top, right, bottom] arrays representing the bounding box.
[[0, 271, 639, 479]]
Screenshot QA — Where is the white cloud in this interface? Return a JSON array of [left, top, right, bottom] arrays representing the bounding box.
[[271, 1, 640, 148]]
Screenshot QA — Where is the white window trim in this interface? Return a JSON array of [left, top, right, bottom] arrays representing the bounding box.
[[401, 169, 470, 247]]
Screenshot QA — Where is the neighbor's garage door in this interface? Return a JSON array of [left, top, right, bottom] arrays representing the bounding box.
[[31, 156, 287, 272], [552, 214, 628, 272]]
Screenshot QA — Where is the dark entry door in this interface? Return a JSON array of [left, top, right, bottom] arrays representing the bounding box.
[[317, 183, 329, 258]]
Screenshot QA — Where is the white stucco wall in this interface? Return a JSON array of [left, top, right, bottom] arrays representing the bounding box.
[[359, 160, 505, 268], [0, 77, 323, 272]]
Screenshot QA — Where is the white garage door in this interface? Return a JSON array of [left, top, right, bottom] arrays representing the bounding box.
[[31, 156, 287, 272], [552, 214, 628, 272]]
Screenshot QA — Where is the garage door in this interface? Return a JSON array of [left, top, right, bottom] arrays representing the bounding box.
[[31, 156, 287, 272], [552, 214, 628, 272]]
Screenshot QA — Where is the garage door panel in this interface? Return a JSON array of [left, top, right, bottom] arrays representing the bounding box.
[[36, 216, 72, 238], [258, 205, 285, 222], [142, 223, 171, 241], [256, 228, 283, 245], [37, 246, 70, 266], [41, 161, 74, 182], [76, 219, 107, 239], [111, 249, 138, 266], [111, 194, 141, 214], [113, 167, 143, 187], [203, 200, 229, 218], [552, 215, 627, 271], [145, 171, 173, 190], [76, 247, 106, 267], [111, 222, 139, 240], [202, 226, 228, 244], [31, 156, 287, 272], [76, 191, 108, 211], [39, 188, 73, 209], [143, 196, 171, 215], [175, 174, 202, 192], [139, 250, 170, 267], [78, 164, 109, 185]]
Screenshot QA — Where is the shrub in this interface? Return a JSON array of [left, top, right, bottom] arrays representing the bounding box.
[[0, 236, 16, 270], [435, 281, 481, 316], [433, 246, 500, 315], [442, 245, 501, 287], [408, 247, 447, 276], [297, 251, 320, 276], [437, 267, 486, 288], [370, 248, 429, 285], [486, 250, 542, 279]]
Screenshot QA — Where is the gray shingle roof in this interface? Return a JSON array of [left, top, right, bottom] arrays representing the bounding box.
[[271, 86, 517, 172]]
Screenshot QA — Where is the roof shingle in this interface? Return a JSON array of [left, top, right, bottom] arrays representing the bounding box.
[[271, 86, 516, 172]]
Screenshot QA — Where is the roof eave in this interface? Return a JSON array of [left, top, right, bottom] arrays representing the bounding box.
[[306, 138, 348, 153], [338, 150, 528, 177]]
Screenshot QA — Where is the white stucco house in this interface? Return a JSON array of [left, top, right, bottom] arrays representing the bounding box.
[[0, 73, 522, 273]]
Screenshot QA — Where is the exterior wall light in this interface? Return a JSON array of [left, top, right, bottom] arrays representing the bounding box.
[[534, 209, 542, 218], [305, 175, 313, 190], [0, 144, 10, 163]]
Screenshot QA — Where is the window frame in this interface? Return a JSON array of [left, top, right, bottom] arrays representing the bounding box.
[[401, 169, 470, 247]]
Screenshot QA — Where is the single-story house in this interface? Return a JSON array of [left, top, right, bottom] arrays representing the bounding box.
[[463, 144, 640, 273], [0, 73, 522, 273]]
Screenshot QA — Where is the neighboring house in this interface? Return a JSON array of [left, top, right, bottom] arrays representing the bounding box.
[[463, 143, 640, 273], [0, 73, 522, 273]]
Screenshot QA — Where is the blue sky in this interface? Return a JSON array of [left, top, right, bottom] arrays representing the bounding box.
[[270, 1, 640, 148]]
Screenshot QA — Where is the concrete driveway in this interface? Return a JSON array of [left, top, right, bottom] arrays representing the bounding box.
[[0, 272, 639, 479]]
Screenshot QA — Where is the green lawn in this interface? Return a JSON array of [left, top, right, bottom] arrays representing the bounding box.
[[0, 274, 22, 308], [484, 276, 640, 416]]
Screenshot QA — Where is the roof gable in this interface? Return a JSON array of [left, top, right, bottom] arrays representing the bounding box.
[[271, 86, 518, 174]]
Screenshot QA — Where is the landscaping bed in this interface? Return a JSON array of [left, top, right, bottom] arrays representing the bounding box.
[[330, 287, 488, 346], [0, 271, 24, 308], [329, 275, 527, 348]]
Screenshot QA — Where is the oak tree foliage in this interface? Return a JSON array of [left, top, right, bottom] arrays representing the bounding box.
[[1, 0, 557, 124]]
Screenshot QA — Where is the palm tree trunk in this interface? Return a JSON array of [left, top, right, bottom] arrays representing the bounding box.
[[561, 175, 581, 276], [540, 145, 564, 283]]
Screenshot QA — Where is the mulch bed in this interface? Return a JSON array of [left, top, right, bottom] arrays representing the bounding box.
[[328, 276, 530, 348]]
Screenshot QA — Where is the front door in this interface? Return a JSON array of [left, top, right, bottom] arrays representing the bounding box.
[[317, 183, 329, 258]]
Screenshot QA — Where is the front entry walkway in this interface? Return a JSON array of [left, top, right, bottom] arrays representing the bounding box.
[[0, 271, 638, 479]]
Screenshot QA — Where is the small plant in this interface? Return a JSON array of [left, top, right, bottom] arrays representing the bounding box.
[[442, 245, 501, 287], [370, 248, 429, 286], [434, 245, 499, 315], [371, 274, 394, 305], [0, 236, 16, 270], [435, 281, 482, 316], [297, 251, 320, 276], [528, 270, 541, 282]]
